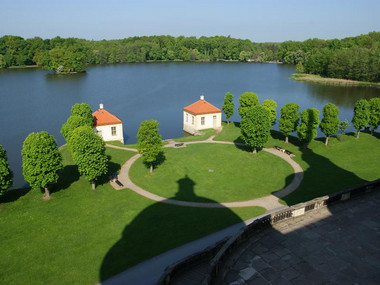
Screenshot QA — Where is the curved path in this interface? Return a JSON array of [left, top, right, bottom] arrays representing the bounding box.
[[106, 137, 303, 210]]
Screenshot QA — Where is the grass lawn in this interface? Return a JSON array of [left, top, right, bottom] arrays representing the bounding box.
[[0, 146, 264, 284], [130, 143, 294, 203], [173, 128, 216, 142], [214, 122, 380, 205], [105, 140, 138, 149]]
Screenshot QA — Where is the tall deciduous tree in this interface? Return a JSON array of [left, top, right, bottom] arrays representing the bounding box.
[[22, 131, 63, 199], [137, 120, 163, 173], [240, 106, 270, 154], [71, 103, 94, 125], [61, 103, 93, 142], [222, 92, 235, 125], [262, 99, 277, 127], [279, 102, 300, 143], [319, 103, 340, 145], [61, 115, 93, 142], [352, 99, 370, 138], [69, 126, 108, 189], [0, 144, 13, 195], [297, 108, 320, 149], [338, 120, 350, 134], [368, 97, 380, 135], [238, 92, 259, 118]]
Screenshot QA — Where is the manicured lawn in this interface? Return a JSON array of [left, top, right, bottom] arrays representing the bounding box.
[[0, 146, 264, 284], [173, 128, 216, 142], [105, 140, 138, 149], [214, 122, 245, 144], [130, 143, 294, 202], [214, 122, 380, 205]]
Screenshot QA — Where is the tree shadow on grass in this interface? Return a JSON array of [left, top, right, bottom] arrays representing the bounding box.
[[269, 130, 301, 146], [50, 165, 81, 194], [142, 151, 166, 171], [99, 174, 244, 282], [97, 161, 123, 186], [281, 146, 367, 205], [0, 187, 31, 204]]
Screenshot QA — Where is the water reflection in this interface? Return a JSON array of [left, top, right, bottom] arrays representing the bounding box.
[[307, 84, 380, 108], [45, 72, 87, 81]]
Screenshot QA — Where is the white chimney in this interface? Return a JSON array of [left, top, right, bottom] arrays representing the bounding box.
[[99, 103, 104, 109], [200, 95, 204, 100]]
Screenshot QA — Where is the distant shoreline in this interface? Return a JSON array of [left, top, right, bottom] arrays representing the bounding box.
[[2, 60, 283, 71], [291, 73, 380, 88]]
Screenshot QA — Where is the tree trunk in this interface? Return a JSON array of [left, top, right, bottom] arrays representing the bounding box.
[[44, 187, 50, 199], [285, 136, 288, 143], [150, 164, 153, 173], [325, 135, 329, 146], [356, 130, 360, 139], [92, 180, 95, 190], [252, 148, 257, 155], [227, 119, 229, 125], [371, 129, 374, 136]]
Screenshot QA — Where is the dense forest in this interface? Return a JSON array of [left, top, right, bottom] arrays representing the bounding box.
[[0, 32, 379, 82]]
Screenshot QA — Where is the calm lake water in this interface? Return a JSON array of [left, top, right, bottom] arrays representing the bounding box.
[[0, 62, 379, 188]]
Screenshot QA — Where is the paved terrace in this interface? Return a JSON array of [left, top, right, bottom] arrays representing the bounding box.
[[211, 190, 380, 285]]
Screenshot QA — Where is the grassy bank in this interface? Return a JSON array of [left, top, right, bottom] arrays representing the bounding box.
[[0, 145, 264, 284], [173, 128, 216, 142], [7, 65, 40, 69], [291, 73, 380, 88]]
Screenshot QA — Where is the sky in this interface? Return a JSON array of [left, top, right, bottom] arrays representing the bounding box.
[[1, 0, 380, 42]]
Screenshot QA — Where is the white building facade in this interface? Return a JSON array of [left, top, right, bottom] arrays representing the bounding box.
[[92, 104, 124, 144], [183, 95, 222, 135]]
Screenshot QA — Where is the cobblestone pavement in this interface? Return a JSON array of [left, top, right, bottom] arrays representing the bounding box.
[[213, 190, 380, 285]]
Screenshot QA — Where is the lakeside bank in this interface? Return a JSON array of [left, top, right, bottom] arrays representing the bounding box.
[[291, 73, 380, 88]]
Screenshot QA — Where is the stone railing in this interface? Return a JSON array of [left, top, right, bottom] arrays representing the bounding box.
[[158, 178, 380, 284], [157, 237, 228, 285]]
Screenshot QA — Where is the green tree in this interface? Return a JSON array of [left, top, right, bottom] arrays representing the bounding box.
[[69, 126, 108, 189], [71, 103, 93, 125], [0, 54, 6, 68], [262, 99, 277, 127], [297, 108, 320, 148], [61, 115, 93, 142], [368, 97, 380, 135], [0, 144, 13, 195], [319, 103, 340, 145], [338, 120, 350, 134], [296, 61, 305, 73], [279, 102, 300, 143], [352, 99, 370, 138], [240, 106, 270, 154], [238, 92, 260, 118], [137, 120, 163, 173], [222, 92, 235, 125], [22, 131, 63, 199]]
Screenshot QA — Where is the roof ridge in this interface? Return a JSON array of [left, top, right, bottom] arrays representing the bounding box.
[[183, 99, 221, 115]]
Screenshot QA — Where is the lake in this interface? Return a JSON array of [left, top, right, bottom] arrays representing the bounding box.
[[0, 62, 379, 188]]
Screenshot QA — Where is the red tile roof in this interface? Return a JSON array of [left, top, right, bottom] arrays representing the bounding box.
[[92, 108, 122, 126], [183, 98, 221, 115]]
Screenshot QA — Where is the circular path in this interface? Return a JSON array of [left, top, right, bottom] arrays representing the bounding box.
[[106, 136, 304, 210]]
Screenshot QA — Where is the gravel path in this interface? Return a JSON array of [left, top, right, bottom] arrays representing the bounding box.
[[106, 137, 303, 210]]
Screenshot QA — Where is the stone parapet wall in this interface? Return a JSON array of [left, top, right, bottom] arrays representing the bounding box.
[[158, 178, 380, 284]]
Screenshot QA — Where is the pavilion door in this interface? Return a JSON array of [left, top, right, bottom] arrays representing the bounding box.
[[213, 115, 217, 127]]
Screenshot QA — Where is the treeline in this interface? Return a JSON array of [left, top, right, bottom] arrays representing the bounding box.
[[1, 32, 380, 82], [279, 32, 380, 82], [0, 35, 278, 73]]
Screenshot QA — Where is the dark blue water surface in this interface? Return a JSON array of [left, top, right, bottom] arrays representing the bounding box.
[[0, 62, 379, 188]]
